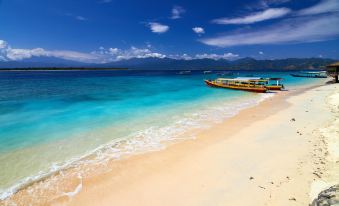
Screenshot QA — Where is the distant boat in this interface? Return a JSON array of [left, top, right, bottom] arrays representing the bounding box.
[[205, 77, 284, 92], [178, 70, 191, 75], [204, 77, 268, 93], [290, 71, 327, 78], [203, 70, 212, 74]]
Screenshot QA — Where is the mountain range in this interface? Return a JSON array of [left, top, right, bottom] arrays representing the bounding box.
[[0, 57, 337, 70]]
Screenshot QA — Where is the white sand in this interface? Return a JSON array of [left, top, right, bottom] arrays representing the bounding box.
[[309, 84, 339, 201]]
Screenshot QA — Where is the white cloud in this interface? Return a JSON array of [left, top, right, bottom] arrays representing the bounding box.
[[148, 22, 169, 33], [257, 0, 291, 9], [171, 6, 185, 19], [259, 51, 264, 55], [0, 40, 7, 49], [91, 46, 167, 62], [297, 0, 339, 16], [0, 40, 101, 63], [76, 16, 87, 21], [169, 53, 193, 60], [201, 14, 339, 47], [192, 27, 205, 34], [212, 8, 291, 24], [6, 48, 45, 60], [116, 47, 166, 60], [169, 52, 239, 60], [194, 53, 239, 60], [48, 50, 99, 62], [109, 47, 119, 54], [0, 40, 169, 63]]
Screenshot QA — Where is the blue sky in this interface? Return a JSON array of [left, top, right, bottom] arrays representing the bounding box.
[[0, 0, 338, 63]]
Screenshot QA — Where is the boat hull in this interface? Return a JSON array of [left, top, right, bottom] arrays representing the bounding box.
[[266, 85, 283, 90], [204, 80, 267, 93]]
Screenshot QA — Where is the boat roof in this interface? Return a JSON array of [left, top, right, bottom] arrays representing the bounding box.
[[327, 62, 339, 67], [235, 77, 282, 81], [235, 77, 261, 80], [216, 77, 269, 82]]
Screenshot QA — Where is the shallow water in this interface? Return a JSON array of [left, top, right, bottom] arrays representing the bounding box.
[[0, 70, 322, 199]]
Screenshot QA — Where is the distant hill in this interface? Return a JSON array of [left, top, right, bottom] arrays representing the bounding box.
[[0, 57, 337, 70], [93, 57, 337, 70], [100, 57, 231, 70], [0, 56, 85, 68]]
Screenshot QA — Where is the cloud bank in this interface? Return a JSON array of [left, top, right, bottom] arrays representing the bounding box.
[[0, 40, 239, 63], [169, 52, 239, 60], [91, 46, 167, 61], [0, 41, 99, 62]]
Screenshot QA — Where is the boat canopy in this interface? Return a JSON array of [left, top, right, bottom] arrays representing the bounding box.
[[234, 77, 261, 81], [237, 77, 283, 81], [216, 77, 269, 83]]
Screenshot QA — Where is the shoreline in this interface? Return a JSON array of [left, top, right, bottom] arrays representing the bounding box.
[[2, 81, 337, 206]]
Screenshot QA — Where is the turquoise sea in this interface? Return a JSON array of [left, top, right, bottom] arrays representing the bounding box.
[[0, 70, 322, 199]]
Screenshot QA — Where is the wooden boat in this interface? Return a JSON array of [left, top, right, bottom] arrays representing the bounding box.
[[237, 77, 284, 90], [204, 77, 268, 93], [290, 71, 327, 78], [265, 78, 284, 90]]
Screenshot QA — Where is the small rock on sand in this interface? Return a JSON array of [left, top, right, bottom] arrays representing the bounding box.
[[313, 172, 322, 178]]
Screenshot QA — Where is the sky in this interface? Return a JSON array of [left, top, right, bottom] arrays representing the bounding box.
[[0, 0, 338, 63]]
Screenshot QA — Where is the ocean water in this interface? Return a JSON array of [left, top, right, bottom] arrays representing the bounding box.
[[0, 70, 322, 199]]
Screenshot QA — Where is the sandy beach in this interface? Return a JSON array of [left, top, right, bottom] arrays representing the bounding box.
[[2, 81, 338, 206], [55, 82, 338, 206]]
